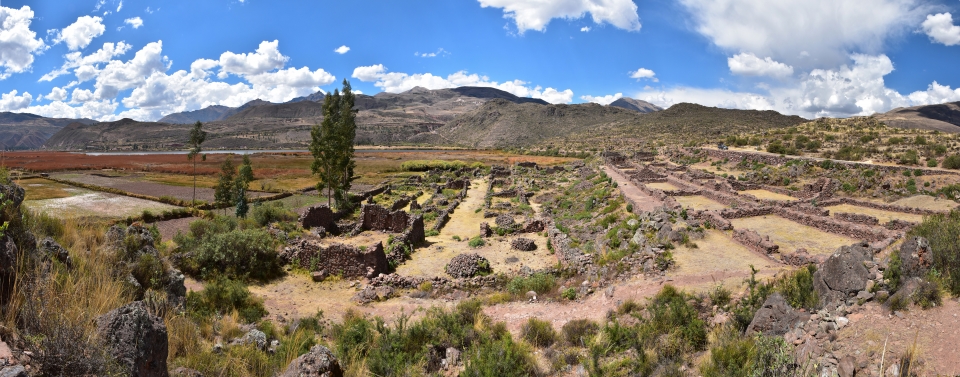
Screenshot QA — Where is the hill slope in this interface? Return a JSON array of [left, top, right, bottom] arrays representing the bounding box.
[[875, 101, 960, 133], [0, 112, 97, 150], [609, 98, 662, 113], [431, 101, 808, 149]]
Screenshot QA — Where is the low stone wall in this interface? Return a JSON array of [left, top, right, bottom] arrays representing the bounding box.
[[817, 197, 947, 216], [281, 240, 388, 279], [692, 210, 732, 230], [772, 207, 894, 242], [361, 204, 412, 233], [733, 228, 780, 255], [834, 212, 880, 226], [390, 197, 411, 211], [433, 198, 462, 232], [703, 148, 960, 177], [719, 207, 774, 219], [546, 222, 593, 273]]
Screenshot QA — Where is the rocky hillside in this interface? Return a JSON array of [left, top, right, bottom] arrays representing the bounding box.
[[0, 112, 96, 150], [609, 97, 662, 113], [430, 101, 807, 149], [875, 101, 960, 133]]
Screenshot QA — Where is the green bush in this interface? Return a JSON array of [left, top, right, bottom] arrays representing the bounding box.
[[561, 287, 577, 300], [186, 278, 268, 323], [506, 273, 556, 295], [927, 159, 939, 167], [900, 149, 919, 165], [913, 280, 943, 309], [942, 155, 960, 169], [462, 335, 537, 377], [468, 236, 485, 248], [561, 319, 598, 347], [400, 160, 483, 172], [251, 202, 297, 227], [520, 318, 557, 348], [773, 264, 819, 310], [175, 217, 282, 281]]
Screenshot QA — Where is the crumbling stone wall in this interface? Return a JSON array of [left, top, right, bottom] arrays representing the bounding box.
[[391, 197, 411, 211], [433, 199, 462, 232], [361, 204, 411, 233], [692, 210, 732, 230], [817, 197, 946, 216], [833, 212, 880, 226], [546, 222, 593, 273], [299, 205, 339, 231], [772, 207, 894, 242], [734, 228, 780, 255], [281, 240, 388, 279]]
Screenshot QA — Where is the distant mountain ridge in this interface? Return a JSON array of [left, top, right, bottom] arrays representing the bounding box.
[[876, 101, 960, 133], [609, 98, 662, 113], [0, 112, 96, 150]]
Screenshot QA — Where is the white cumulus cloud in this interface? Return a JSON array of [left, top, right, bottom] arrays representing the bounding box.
[[125, 17, 144, 29], [334, 45, 350, 54], [41, 41, 132, 81], [54, 15, 106, 51], [728, 53, 794, 77], [0, 6, 47, 80], [351, 65, 575, 104], [922, 13, 960, 46], [629, 68, 657, 81], [0, 90, 33, 111], [478, 0, 640, 33], [580, 26, 591, 32], [678, 0, 931, 68], [581, 93, 622, 105], [218, 40, 288, 77], [45, 87, 68, 101]]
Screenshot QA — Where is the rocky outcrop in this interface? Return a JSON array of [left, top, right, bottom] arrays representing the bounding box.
[[511, 238, 536, 251], [747, 293, 805, 336], [733, 228, 779, 254], [280, 345, 343, 377], [96, 301, 169, 377], [897, 236, 933, 278], [39, 237, 72, 267], [813, 242, 873, 308], [281, 240, 388, 279], [445, 254, 492, 278]]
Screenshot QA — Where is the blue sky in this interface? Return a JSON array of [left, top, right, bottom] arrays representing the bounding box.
[[1, 0, 960, 121]]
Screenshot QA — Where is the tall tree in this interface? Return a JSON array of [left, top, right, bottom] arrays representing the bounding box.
[[214, 157, 236, 214], [310, 79, 356, 210], [187, 121, 206, 207], [234, 155, 254, 218]]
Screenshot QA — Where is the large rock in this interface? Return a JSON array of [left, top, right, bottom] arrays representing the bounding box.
[[280, 345, 343, 377], [898, 237, 933, 278], [814, 242, 873, 307], [39, 237, 72, 267], [746, 293, 804, 336], [445, 253, 492, 279], [96, 301, 169, 377], [510, 238, 536, 251]]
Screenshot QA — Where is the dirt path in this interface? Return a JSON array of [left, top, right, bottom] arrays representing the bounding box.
[[602, 165, 663, 212]]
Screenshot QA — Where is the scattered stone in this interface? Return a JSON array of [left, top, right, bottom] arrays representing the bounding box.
[[39, 237, 72, 267], [480, 222, 492, 237], [96, 301, 168, 377], [311, 270, 328, 282], [495, 214, 515, 228], [445, 254, 492, 279], [746, 293, 805, 336], [511, 238, 536, 251], [280, 345, 343, 377], [241, 329, 268, 350]]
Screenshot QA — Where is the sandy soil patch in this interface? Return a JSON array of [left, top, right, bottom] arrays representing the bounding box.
[[730, 215, 857, 255], [675, 195, 729, 211], [825, 204, 926, 224], [834, 299, 960, 375], [742, 189, 798, 201], [885, 195, 959, 212], [24, 192, 179, 219], [645, 182, 681, 191]]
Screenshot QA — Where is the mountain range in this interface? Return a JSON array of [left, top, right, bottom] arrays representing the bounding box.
[[0, 112, 96, 150]]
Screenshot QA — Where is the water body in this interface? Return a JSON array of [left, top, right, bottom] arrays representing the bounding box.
[[79, 149, 453, 156]]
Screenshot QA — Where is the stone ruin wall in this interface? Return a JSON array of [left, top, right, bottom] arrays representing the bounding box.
[[817, 197, 946, 216], [546, 221, 593, 274], [283, 240, 388, 279], [833, 212, 880, 226], [703, 148, 960, 178], [733, 228, 780, 255], [299, 205, 340, 232]]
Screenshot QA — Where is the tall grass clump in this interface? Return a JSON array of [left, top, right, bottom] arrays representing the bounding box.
[[907, 210, 960, 295], [506, 273, 556, 296]]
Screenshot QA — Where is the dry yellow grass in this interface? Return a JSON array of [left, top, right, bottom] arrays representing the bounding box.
[[645, 182, 681, 191], [825, 204, 926, 224], [674, 195, 729, 211], [671, 229, 787, 291], [742, 189, 798, 201], [729, 215, 857, 255], [886, 195, 959, 212], [18, 178, 82, 200]]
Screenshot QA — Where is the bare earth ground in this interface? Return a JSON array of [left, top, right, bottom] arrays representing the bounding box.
[[825, 204, 926, 224], [602, 166, 663, 212], [398, 179, 555, 277], [51, 172, 270, 202], [484, 229, 789, 336], [834, 299, 960, 375], [24, 192, 179, 219], [645, 182, 681, 191], [730, 215, 857, 255], [742, 189, 799, 201], [674, 195, 729, 212], [881, 195, 960, 212], [152, 217, 197, 242]]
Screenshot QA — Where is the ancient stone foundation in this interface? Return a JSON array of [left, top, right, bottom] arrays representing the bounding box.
[[281, 240, 388, 279]]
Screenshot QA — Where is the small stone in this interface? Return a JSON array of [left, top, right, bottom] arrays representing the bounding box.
[[836, 317, 849, 330]]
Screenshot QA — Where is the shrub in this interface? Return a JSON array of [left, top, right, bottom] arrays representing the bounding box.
[[520, 318, 557, 348], [900, 149, 919, 165], [506, 273, 556, 295], [468, 236, 485, 248], [927, 159, 939, 167], [561, 319, 598, 347], [561, 287, 577, 300], [186, 278, 268, 323], [773, 264, 819, 310], [400, 160, 483, 172], [425, 229, 440, 237], [913, 280, 943, 309], [251, 202, 297, 227], [175, 217, 282, 281], [908, 210, 960, 295], [462, 335, 537, 377], [942, 155, 960, 169]]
